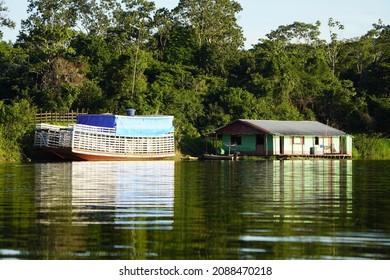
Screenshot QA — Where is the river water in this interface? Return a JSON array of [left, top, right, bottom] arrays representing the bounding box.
[[0, 160, 389, 260]]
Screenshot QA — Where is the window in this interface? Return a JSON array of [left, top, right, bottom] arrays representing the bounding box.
[[315, 137, 319, 145], [293, 136, 301, 144], [231, 135, 242, 145]]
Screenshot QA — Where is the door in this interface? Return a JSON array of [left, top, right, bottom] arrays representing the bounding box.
[[256, 135, 265, 155], [279, 136, 284, 155]]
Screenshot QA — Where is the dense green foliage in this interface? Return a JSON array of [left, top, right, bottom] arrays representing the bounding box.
[[0, 99, 36, 161], [353, 134, 390, 160], [0, 1, 389, 161]]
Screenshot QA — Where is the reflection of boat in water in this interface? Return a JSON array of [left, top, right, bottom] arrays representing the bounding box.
[[33, 111, 175, 161], [35, 161, 175, 229]]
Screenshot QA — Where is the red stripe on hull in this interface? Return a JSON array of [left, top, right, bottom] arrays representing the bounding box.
[[33, 147, 175, 161]]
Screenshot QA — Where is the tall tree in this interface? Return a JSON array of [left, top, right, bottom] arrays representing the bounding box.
[[18, 0, 80, 58], [174, 0, 244, 75], [266, 21, 322, 45], [0, 0, 15, 40], [78, 0, 119, 36], [326, 18, 344, 76], [152, 7, 176, 60], [110, 0, 156, 51], [174, 0, 243, 48], [105, 0, 156, 106], [17, 0, 89, 110], [362, 21, 390, 98]]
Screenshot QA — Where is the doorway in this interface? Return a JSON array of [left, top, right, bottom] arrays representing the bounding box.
[[279, 136, 284, 155]]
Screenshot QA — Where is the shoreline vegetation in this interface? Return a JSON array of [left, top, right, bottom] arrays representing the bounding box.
[[1, 136, 390, 162], [0, 109, 389, 162], [0, 2, 389, 162], [1, 125, 389, 162]]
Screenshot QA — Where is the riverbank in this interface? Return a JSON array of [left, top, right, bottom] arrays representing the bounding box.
[[0, 131, 389, 162], [179, 135, 390, 161]]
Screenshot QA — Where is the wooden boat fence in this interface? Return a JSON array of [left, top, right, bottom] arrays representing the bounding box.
[[35, 110, 87, 124]]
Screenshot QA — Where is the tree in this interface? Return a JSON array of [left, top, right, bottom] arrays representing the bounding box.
[[174, 0, 244, 75], [266, 21, 322, 45], [0, 99, 36, 161], [0, 0, 15, 40], [326, 18, 344, 76], [110, 0, 156, 51], [101, 0, 157, 108], [152, 8, 198, 65], [362, 21, 390, 98], [78, 0, 119, 36], [19, 0, 79, 52], [152, 7, 175, 60], [146, 61, 206, 138], [16, 0, 90, 110], [70, 33, 113, 82], [174, 0, 243, 48]]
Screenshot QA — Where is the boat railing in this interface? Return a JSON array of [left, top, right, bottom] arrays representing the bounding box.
[[35, 123, 175, 155], [34, 124, 73, 148], [35, 123, 72, 131], [74, 124, 116, 135], [72, 130, 175, 154]]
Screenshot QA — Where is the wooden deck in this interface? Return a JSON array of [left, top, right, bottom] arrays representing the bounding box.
[[275, 154, 352, 160]]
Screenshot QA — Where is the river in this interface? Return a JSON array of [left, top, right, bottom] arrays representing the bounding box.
[[0, 160, 389, 260]]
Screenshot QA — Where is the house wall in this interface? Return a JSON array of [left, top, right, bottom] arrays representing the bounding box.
[[221, 134, 257, 154], [265, 134, 274, 155], [219, 131, 353, 157], [222, 134, 276, 155], [280, 136, 350, 156], [342, 135, 353, 156]]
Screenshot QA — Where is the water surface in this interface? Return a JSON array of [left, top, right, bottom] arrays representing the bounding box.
[[0, 160, 389, 259]]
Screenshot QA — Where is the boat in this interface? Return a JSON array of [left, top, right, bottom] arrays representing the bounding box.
[[202, 142, 239, 160], [202, 153, 239, 160], [33, 111, 175, 161]]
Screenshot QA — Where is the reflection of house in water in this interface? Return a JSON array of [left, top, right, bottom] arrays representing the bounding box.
[[271, 160, 353, 220], [35, 161, 175, 229], [237, 160, 355, 259]]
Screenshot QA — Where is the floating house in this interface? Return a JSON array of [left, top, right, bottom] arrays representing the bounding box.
[[34, 111, 175, 161], [210, 119, 352, 158]]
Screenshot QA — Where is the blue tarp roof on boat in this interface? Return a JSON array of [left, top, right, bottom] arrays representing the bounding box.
[[77, 114, 116, 128], [115, 115, 174, 136], [76, 114, 174, 136]]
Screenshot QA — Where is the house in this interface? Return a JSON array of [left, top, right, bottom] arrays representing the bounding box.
[[211, 119, 352, 158]]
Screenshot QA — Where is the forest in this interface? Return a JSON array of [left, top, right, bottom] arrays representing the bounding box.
[[0, 0, 389, 161]]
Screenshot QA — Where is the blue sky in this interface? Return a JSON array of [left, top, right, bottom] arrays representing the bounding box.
[[2, 0, 390, 48]]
